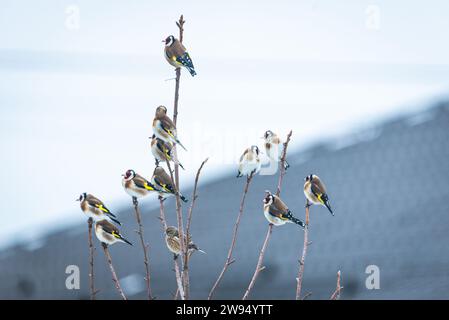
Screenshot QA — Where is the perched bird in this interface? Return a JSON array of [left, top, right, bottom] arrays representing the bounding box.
[[303, 174, 334, 215], [165, 226, 205, 258], [150, 134, 185, 170], [121, 169, 160, 199], [77, 193, 121, 225], [94, 219, 132, 246], [263, 191, 305, 227], [151, 166, 188, 202], [237, 145, 262, 178], [163, 35, 197, 76], [153, 105, 187, 151], [262, 130, 290, 170]]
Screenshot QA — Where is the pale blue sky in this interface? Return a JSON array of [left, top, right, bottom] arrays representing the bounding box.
[[1, 0, 449, 248]]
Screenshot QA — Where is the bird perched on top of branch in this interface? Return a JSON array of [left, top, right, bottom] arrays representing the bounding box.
[[121, 169, 160, 199], [262, 130, 290, 170], [151, 166, 188, 203], [150, 134, 185, 170], [165, 226, 205, 259], [95, 219, 132, 246], [303, 174, 334, 215], [237, 145, 262, 178], [77, 193, 121, 226], [153, 105, 187, 151], [163, 35, 197, 76], [263, 191, 305, 228]]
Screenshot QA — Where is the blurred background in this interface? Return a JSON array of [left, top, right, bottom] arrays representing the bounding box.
[[0, 0, 448, 299]]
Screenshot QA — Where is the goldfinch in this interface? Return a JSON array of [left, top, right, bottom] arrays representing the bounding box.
[[153, 105, 187, 151], [121, 169, 160, 199], [237, 145, 262, 178], [163, 35, 197, 76], [151, 166, 188, 202], [77, 193, 121, 225], [303, 174, 334, 215], [263, 191, 305, 227], [165, 226, 205, 258], [150, 134, 185, 170], [95, 219, 132, 246], [262, 130, 290, 170]]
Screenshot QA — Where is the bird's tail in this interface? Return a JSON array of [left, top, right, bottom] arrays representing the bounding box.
[[109, 215, 122, 226], [186, 66, 197, 77], [180, 194, 188, 203], [324, 200, 334, 216], [175, 139, 187, 151], [120, 236, 133, 246], [284, 159, 290, 171], [286, 211, 305, 228]]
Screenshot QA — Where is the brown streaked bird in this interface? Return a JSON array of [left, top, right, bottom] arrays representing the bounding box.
[[163, 35, 197, 76], [263, 191, 305, 227], [121, 169, 160, 199], [152, 105, 187, 151], [303, 174, 334, 215], [150, 134, 185, 170], [151, 166, 188, 202], [262, 130, 290, 170], [77, 193, 121, 225], [94, 219, 132, 246], [165, 226, 205, 258], [237, 145, 262, 178]]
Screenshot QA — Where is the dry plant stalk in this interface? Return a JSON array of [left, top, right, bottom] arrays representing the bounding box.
[[87, 218, 97, 300], [132, 197, 153, 300], [183, 158, 209, 298], [158, 197, 185, 300], [208, 173, 254, 300], [101, 243, 127, 300], [329, 270, 342, 300], [241, 130, 293, 300], [295, 200, 310, 300], [169, 14, 188, 297]]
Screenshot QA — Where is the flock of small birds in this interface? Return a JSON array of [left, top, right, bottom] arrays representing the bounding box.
[[77, 34, 334, 265]]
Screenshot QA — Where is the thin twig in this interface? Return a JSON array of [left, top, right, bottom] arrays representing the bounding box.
[[330, 270, 343, 300], [275, 130, 293, 197], [242, 224, 273, 300], [241, 131, 293, 300], [132, 197, 153, 300], [170, 14, 187, 297], [295, 201, 310, 299], [87, 218, 97, 300], [183, 158, 209, 297], [208, 173, 254, 300], [101, 243, 127, 300], [173, 256, 186, 300], [158, 198, 185, 300]]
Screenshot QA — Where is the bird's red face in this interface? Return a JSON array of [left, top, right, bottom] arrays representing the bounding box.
[[163, 35, 175, 46], [123, 169, 135, 180]]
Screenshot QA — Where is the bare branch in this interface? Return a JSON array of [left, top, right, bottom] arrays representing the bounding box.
[[183, 158, 209, 296], [275, 130, 293, 197], [132, 197, 153, 300], [158, 198, 185, 300], [208, 173, 254, 300], [329, 270, 343, 300], [101, 243, 127, 300], [242, 224, 273, 300], [87, 218, 97, 300], [242, 131, 293, 300], [170, 14, 187, 297], [295, 202, 310, 299]]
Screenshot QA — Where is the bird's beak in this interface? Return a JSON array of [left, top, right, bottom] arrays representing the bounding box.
[[260, 136, 265, 139], [121, 174, 125, 177], [161, 40, 165, 43], [75, 198, 80, 201]]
